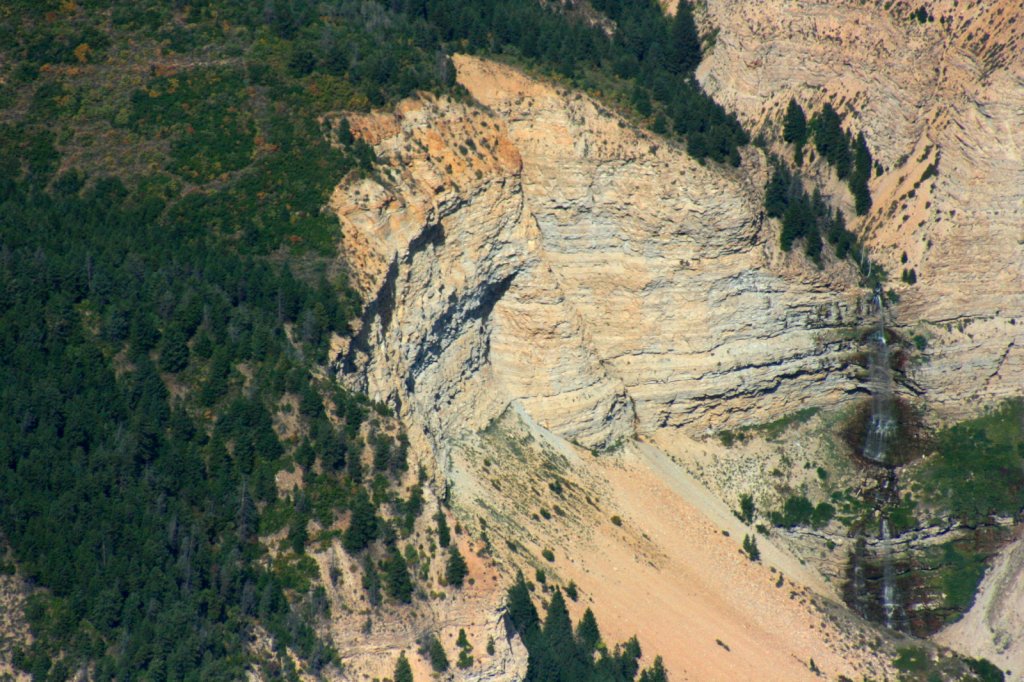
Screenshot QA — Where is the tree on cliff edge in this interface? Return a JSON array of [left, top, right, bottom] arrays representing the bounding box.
[[671, 2, 702, 74]]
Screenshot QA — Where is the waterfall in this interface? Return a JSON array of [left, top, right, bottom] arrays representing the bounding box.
[[846, 290, 908, 632], [880, 517, 896, 628], [863, 291, 895, 465]]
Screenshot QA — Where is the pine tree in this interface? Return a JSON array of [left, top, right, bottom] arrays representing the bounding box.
[[394, 652, 414, 682], [576, 608, 601, 655], [782, 98, 808, 152], [344, 487, 377, 553], [347, 440, 364, 483], [743, 534, 761, 561], [362, 555, 381, 606], [506, 571, 539, 634], [811, 104, 851, 178], [764, 165, 791, 219], [424, 635, 448, 672], [639, 656, 669, 682], [385, 546, 413, 603], [288, 515, 308, 554], [436, 511, 451, 548], [851, 132, 873, 215], [670, 3, 702, 74], [159, 324, 190, 373], [543, 590, 582, 677], [294, 439, 315, 470], [446, 545, 468, 588]]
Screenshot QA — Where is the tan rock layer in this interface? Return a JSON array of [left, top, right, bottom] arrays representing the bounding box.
[[331, 56, 868, 458], [698, 0, 1024, 419]]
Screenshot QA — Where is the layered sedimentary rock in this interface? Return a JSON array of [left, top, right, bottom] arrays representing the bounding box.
[[698, 0, 1024, 418], [331, 56, 867, 456]]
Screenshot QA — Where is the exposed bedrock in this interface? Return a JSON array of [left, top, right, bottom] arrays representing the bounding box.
[[331, 56, 866, 456]]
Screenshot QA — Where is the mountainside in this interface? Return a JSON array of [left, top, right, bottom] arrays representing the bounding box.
[[698, 0, 1024, 419], [337, 54, 867, 455], [1, 0, 1022, 680]]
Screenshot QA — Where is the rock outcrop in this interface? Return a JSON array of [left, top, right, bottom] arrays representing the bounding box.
[[698, 0, 1024, 421], [332, 56, 867, 458]]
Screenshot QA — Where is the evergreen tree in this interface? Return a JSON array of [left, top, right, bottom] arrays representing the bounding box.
[[288, 515, 309, 554], [743, 534, 761, 561], [639, 656, 669, 682], [347, 442, 364, 483], [294, 439, 316, 470], [851, 131, 873, 215], [384, 546, 413, 603], [436, 511, 451, 548], [783, 98, 808, 164], [782, 98, 807, 147], [446, 545, 468, 588], [670, 3, 702, 74], [159, 325, 190, 373], [811, 104, 851, 178], [576, 608, 601, 656], [362, 555, 382, 606], [543, 589, 584, 679], [394, 652, 414, 682], [764, 165, 791, 219], [506, 572, 539, 635], [424, 635, 449, 672], [344, 487, 378, 553]]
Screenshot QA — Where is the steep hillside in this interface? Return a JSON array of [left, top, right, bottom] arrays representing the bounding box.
[[329, 54, 921, 680]]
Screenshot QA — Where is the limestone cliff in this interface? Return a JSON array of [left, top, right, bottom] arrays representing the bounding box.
[[698, 0, 1024, 420], [333, 56, 867, 459]]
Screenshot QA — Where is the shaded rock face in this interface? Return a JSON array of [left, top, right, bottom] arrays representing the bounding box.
[[698, 0, 1024, 420], [332, 55, 866, 456]]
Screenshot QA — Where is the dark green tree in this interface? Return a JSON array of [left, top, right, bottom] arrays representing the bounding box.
[[288, 515, 309, 554], [811, 103, 851, 178], [344, 488, 378, 553], [446, 545, 468, 588], [739, 494, 756, 524], [639, 656, 669, 682], [506, 572, 539, 635], [159, 325, 190, 373], [670, 3, 702, 74], [423, 635, 448, 673], [576, 608, 601, 656], [783, 99, 808, 146], [394, 652, 414, 682], [783, 98, 808, 164], [743, 534, 760, 561], [851, 131, 873, 215], [542, 589, 584, 679], [436, 511, 451, 548], [362, 556, 382, 607], [384, 546, 413, 604]]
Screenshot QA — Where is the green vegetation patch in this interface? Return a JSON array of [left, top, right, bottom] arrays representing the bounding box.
[[916, 399, 1024, 523], [718, 407, 820, 445], [128, 67, 254, 182]]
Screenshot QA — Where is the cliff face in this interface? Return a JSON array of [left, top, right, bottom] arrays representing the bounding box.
[[333, 56, 866, 457], [698, 0, 1024, 419]]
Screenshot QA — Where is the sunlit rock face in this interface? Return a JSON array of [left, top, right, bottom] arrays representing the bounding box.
[[698, 0, 1024, 419], [333, 55, 864, 458]]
